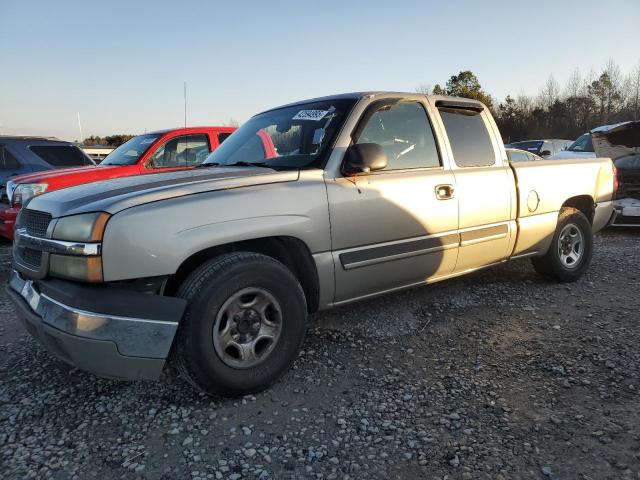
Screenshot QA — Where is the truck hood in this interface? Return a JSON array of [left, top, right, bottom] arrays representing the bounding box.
[[26, 166, 299, 218], [9, 165, 115, 185]]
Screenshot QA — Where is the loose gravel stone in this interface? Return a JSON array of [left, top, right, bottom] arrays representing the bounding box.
[[0, 232, 639, 479]]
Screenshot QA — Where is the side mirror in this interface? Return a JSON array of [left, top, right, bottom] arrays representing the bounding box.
[[342, 143, 388, 174], [540, 150, 551, 157]]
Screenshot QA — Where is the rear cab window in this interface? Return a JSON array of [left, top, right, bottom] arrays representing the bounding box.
[[29, 145, 94, 167], [437, 106, 496, 167], [217, 132, 233, 144]]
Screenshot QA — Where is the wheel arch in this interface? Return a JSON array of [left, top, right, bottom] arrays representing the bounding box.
[[164, 236, 320, 313], [561, 195, 595, 224]]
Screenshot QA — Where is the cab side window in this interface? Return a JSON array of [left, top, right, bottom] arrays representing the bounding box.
[[439, 108, 496, 167], [355, 101, 441, 170], [148, 134, 210, 168]]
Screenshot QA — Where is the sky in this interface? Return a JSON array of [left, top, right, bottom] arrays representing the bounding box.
[[1, 0, 639, 141]]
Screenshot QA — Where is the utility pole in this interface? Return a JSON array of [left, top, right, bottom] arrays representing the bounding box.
[[77, 112, 84, 143], [183, 82, 187, 128]]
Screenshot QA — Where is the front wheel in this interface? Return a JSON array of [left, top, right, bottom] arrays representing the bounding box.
[[531, 207, 593, 282], [174, 252, 307, 396]]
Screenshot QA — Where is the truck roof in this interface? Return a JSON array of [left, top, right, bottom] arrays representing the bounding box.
[[145, 126, 236, 135], [258, 92, 486, 116], [0, 135, 62, 142]]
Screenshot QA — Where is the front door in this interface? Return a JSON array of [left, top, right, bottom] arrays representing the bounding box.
[[326, 98, 459, 304], [143, 134, 211, 172]]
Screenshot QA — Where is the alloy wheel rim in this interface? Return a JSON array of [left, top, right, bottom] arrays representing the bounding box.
[[212, 287, 283, 369], [558, 223, 583, 269]]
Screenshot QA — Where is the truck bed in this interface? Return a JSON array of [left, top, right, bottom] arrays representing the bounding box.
[[509, 157, 615, 257]]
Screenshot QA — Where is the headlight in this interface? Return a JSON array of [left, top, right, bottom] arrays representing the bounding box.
[[12, 183, 48, 206], [52, 212, 110, 242], [48, 212, 110, 282]]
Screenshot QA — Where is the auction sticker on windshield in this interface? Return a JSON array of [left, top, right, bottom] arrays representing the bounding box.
[[292, 110, 330, 121]]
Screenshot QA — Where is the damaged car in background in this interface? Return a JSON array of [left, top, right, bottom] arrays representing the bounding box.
[[591, 121, 640, 226]]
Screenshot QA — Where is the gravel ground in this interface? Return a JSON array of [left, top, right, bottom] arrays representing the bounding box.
[[0, 229, 639, 480]]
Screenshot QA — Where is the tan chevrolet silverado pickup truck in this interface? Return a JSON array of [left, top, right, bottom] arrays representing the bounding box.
[[8, 92, 616, 396]]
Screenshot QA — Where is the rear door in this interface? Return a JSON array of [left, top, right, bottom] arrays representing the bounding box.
[[326, 97, 459, 304], [432, 100, 516, 272]]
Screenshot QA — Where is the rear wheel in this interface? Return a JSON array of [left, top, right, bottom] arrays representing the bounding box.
[[174, 252, 307, 396], [531, 207, 593, 282]]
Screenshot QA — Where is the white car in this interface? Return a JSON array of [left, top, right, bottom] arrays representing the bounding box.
[[550, 133, 596, 160], [505, 139, 572, 158]]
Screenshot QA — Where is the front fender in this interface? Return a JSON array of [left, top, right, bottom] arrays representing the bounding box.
[[101, 173, 330, 281]]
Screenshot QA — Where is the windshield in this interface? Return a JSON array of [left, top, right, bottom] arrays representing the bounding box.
[[567, 133, 594, 152], [101, 134, 161, 165], [204, 99, 356, 169], [506, 140, 543, 153]]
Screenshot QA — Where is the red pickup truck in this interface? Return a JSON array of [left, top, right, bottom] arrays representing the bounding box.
[[0, 126, 239, 239]]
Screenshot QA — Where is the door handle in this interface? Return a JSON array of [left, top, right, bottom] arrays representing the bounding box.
[[435, 184, 455, 200]]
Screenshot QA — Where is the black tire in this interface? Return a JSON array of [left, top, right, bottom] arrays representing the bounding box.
[[531, 207, 593, 282], [174, 252, 307, 396]]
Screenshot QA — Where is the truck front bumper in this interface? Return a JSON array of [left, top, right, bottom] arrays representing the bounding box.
[[7, 270, 187, 380]]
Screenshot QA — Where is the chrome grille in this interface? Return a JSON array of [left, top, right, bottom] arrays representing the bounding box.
[[22, 210, 51, 237]]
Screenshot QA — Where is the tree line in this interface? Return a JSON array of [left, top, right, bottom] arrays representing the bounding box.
[[82, 134, 134, 146], [83, 62, 640, 148], [81, 118, 240, 146], [417, 60, 640, 143]]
